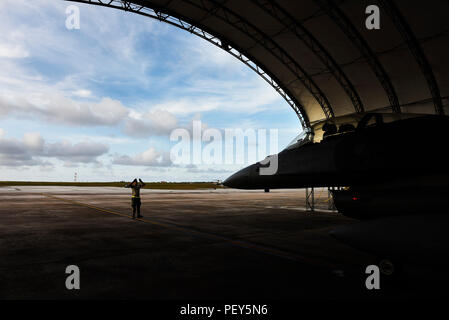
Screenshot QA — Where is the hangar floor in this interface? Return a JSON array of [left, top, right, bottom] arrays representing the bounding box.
[[0, 187, 438, 299]]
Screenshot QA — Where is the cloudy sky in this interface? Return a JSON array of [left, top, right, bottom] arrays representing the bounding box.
[[0, 0, 302, 182]]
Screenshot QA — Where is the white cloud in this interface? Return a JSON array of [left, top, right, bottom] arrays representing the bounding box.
[[71, 89, 92, 98], [0, 132, 45, 166], [113, 147, 171, 167], [23, 132, 44, 151], [0, 94, 130, 126], [146, 77, 285, 116], [0, 43, 29, 58], [0, 130, 109, 167], [124, 109, 179, 137], [45, 140, 109, 163]]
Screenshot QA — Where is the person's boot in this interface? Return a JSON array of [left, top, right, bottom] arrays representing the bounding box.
[[137, 207, 142, 218]]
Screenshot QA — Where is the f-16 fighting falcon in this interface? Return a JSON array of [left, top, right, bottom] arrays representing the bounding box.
[[224, 112, 449, 273]]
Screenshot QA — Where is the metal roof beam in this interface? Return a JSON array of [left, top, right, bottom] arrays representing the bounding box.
[[377, 0, 444, 115], [187, 0, 334, 119], [314, 0, 401, 113], [252, 0, 364, 114]]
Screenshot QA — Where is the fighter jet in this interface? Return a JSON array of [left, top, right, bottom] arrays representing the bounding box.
[[224, 112, 449, 273], [223, 112, 449, 219]]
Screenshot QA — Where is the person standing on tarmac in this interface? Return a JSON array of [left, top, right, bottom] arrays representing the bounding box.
[[124, 178, 145, 219]]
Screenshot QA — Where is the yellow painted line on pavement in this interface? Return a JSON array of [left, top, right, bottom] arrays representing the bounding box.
[[41, 193, 337, 268], [42, 193, 172, 228]]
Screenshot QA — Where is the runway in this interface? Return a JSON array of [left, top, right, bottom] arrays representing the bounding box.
[[0, 186, 418, 299]]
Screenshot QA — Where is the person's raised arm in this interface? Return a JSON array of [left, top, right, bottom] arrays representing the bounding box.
[[139, 178, 146, 187], [125, 178, 137, 188]]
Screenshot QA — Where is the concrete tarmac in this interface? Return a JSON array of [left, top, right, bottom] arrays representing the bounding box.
[[0, 186, 428, 299]]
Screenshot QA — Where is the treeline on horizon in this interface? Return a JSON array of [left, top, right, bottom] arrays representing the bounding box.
[[0, 181, 224, 189]]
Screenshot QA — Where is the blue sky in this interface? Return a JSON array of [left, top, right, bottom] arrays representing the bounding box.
[[0, 0, 303, 182]]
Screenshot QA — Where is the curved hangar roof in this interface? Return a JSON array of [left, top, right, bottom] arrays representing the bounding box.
[[68, 0, 449, 128]]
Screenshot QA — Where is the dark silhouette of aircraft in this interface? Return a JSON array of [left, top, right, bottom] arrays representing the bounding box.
[[224, 112, 449, 218], [223, 112, 449, 273]]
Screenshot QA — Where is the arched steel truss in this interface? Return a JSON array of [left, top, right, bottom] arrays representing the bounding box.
[[251, 0, 365, 114], [314, 0, 401, 113], [378, 0, 445, 115], [65, 0, 312, 128], [200, 0, 334, 119]]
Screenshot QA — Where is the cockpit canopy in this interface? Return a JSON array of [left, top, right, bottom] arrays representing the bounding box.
[[285, 112, 426, 150]]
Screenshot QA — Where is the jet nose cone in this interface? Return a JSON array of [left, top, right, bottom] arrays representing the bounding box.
[[223, 166, 252, 189]]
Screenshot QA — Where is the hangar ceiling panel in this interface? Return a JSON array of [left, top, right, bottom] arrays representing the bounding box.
[[67, 0, 449, 128]]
